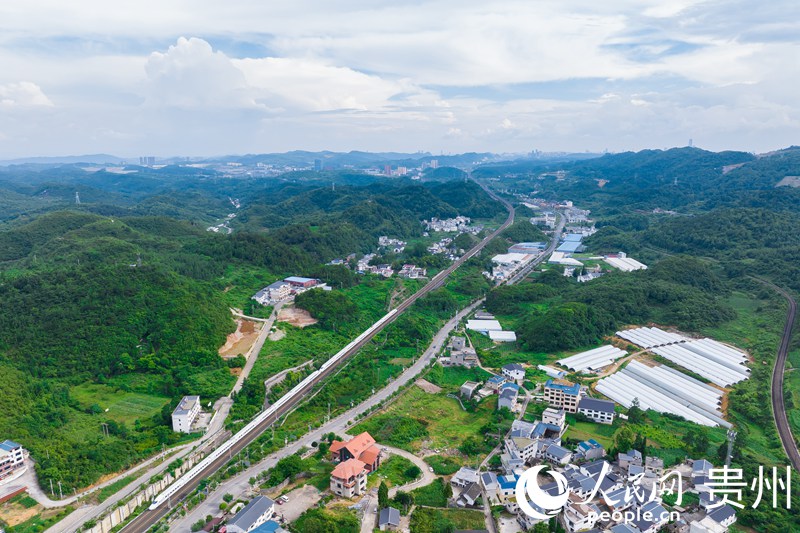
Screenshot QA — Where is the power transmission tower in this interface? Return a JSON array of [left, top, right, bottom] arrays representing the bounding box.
[[75, 191, 81, 204]]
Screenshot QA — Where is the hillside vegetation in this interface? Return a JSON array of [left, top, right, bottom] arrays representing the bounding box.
[[0, 174, 500, 492]]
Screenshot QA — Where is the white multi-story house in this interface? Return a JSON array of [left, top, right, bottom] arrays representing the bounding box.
[[577, 397, 616, 424], [502, 363, 525, 383], [0, 440, 26, 481], [330, 459, 368, 498], [544, 381, 581, 413], [171, 396, 201, 433]]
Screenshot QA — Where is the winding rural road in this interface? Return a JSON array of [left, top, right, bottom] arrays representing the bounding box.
[[764, 280, 800, 471]]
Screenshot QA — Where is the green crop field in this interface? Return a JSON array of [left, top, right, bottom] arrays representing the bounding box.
[[70, 384, 170, 426]]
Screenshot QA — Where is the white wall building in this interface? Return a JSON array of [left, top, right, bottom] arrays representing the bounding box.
[[171, 396, 201, 433]]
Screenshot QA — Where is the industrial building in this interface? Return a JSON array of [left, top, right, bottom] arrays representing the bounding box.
[[604, 253, 648, 272], [508, 242, 546, 254], [490, 330, 517, 342], [466, 319, 503, 333]]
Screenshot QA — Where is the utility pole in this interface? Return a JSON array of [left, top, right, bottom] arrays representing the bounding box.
[[50, 479, 54, 496], [726, 430, 737, 467], [58, 481, 63, 500]]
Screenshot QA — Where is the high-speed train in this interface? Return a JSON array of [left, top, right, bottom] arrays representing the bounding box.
[[148, 308, 398, 510]]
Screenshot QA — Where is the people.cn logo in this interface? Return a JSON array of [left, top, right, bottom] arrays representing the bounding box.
[[516, 465, 571, 520]]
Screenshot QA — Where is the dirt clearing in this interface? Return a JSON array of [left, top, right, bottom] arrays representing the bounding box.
[[278, 306, 318, 328], [219, 318, 262, 357], [415, 379, 442, 394]]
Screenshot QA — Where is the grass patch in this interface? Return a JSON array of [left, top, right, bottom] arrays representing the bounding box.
[[351, 387, 497, 453], [376, 455, 421, 488], [7, 494, 38, 509], [424, 455, 462, 475], [292, 507, 359, 533], [70, 384, 170, 426], [565, 420, 617, 449], [426, 364, 493, 389], [95, 473, 139, 503], [2, 506, 74, 533], [409, 507, 485, 533], [410, 478, 450, 507]]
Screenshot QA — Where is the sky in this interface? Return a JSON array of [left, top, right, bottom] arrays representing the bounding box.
[[0, 0, 798, 158]]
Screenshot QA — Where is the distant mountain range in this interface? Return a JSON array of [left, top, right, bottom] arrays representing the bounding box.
[[0, 154, 128, 166], [0, 150, 602, 169]]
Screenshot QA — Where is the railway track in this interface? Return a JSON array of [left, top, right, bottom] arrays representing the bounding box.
[[763, 279, 800, 471], [120, 182, 514, 533]]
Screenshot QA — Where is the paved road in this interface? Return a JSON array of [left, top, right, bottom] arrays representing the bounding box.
[[761, 279, 800, 471], [503, 210, 565, 285], [167, 298, 486, 531], [384, 446, 436, 497], [263, 361, 314, 409], [232, 304, 281, 395]]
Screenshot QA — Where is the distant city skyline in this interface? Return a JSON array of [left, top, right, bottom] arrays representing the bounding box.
[[0, 1, 798, 157]]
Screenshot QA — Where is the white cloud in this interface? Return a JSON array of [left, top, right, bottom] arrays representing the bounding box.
[[144, 37, 254, 109], [0, 81, 53, 107], [0, 1, 797, 156]]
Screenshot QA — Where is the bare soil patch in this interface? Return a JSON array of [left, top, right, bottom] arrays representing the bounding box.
[[219, 318, 262, 357], [269, 328, 286, 341], [0, 502, 40, 526], [415, 379, 442, 394], [278, 306, 318, 328]]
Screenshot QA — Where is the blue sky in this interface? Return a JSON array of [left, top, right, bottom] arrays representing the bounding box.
[[0, 0, 797, 157]]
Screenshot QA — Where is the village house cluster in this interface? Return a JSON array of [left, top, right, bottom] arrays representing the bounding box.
[[424, 216, 481, 234], [445, 376, 738, 533]]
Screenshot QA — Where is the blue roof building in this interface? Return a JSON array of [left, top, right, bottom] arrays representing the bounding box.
[[544, 380, 580, 395]]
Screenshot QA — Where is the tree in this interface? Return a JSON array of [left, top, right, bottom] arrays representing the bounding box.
[[405, 465, 422, 480], [614, 426, 636, 453], [393, 491, 414, 514], [627, 398, 645, 424], [378, 481, 389, 508], [222, 493, 234, 503]]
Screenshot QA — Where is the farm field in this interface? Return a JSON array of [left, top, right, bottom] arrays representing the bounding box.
[[70, 384, 170, 426]]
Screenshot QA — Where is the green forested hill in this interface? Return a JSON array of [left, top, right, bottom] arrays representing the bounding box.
[[0, 173, 501, 491]]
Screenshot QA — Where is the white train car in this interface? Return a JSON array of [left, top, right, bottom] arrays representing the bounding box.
[[149, 308, 398, 510]]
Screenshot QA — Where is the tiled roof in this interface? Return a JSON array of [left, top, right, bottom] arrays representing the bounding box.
[[578, 397, 615, 413], [227, 496, 275, 531], [331, 458, 366, 480], [359, 445, 380, 466], [378, 507, 401, 526]]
